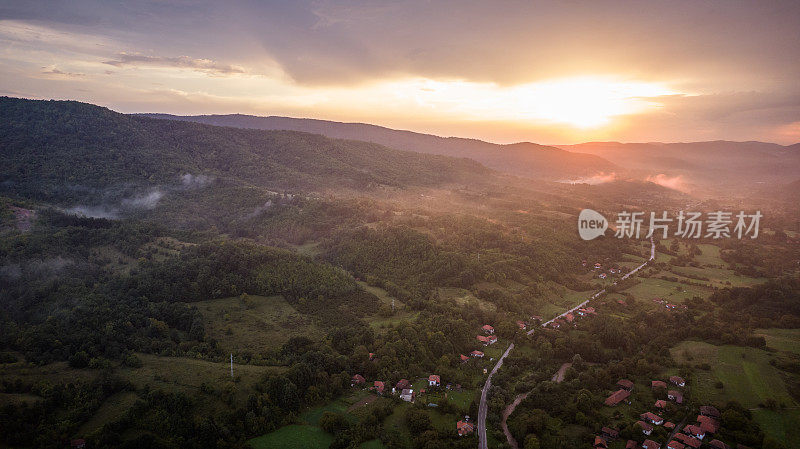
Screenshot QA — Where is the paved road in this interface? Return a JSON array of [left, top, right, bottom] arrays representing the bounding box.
[[478, 237, 655, 449], [477, 342, 514, 449]]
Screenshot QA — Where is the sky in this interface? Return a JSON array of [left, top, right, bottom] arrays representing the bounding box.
[[1, 0, 799, 145]]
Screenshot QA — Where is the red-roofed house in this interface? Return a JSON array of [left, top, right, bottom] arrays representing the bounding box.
[[516, 320, 527, 330], [617, 379, 634, 390], [470, 350, 484, 358], [636, 420, 654, 435], [664, 422, 675, 430], [697, 415, 719, 434], [667, 441, 685, 449], [396, 379, 411, 391], [601, 427, 619, 439], [683, 424, 705, 440], [626, 441, 637, 449], [565, 313, 575, 323], [482, 324, 494, 334], [428, 375, 441, 386], [640, 412, 664, 425], [700, 405, 721, 419], [351, 374, 366, 386], [374, 381, 385, 394], [486, 335, 498, 345], [708, 440, 730, 449], [477, 335, 489, 344], [655, 399, 667, 409], [594, 436, 609, 448], [668, 390, 684, 404], [652, 380, 667, 389], [670, 376, 686, 387], [604, 389, 631, 406], [70, 440, 86, 449], [457, 419, 474, 436], [643, 440, 661, 449], [460, 354, 469, 362], [675, 433, 701, 449]]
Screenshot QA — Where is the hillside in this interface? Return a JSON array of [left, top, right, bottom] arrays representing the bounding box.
[[142, 113, 618, 180], [559, 141, 800, 189], [0, 97, 493, 204]]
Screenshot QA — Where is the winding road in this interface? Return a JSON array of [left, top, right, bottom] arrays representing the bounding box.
[[478, 237, 655, 449]]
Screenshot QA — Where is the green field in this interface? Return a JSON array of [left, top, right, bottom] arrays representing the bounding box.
[[756, 328, 800, 355], [198, 295, 323, 354], [621, 276, 709, 304], [671, 340, 800, 448], [248, 424, 334, 449], [671, 341, 795, 408]]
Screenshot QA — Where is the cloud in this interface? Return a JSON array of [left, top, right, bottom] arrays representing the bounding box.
[[103, 52, 245, 75], [558, 172, 618, 185], [120, 190, 164, 209], [66, 188, 164, 219], [41, 65, 85, 78], [646, 174, 690, 193], [180, 173, 213, 189]]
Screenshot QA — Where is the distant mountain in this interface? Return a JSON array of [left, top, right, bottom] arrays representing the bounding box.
[[558, 141, 800, 189], [142, 113, 618, 180], [0, 97, 493, 204]]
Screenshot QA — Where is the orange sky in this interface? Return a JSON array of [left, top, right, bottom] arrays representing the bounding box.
[[1, 1, 799, 144]]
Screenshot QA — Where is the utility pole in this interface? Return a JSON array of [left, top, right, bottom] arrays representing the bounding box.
[[230, 353, 234, 379]]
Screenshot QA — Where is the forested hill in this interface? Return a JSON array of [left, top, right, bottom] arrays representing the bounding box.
[[0, 97, 492, 203], [142, 112, 618, 180]]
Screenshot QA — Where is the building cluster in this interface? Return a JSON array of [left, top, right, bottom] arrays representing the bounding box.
[[652, 298, 688, 311], [597, 377, 739, 449]]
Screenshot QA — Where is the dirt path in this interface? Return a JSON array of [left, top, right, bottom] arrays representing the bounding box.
[[552, 362, 572, 383], [500, 392, 530, 449]]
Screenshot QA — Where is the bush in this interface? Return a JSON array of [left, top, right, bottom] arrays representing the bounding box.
[[69, 351, 90, 368]]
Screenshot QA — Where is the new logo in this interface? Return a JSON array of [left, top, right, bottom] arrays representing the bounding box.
[[578, 209, 608, 240]]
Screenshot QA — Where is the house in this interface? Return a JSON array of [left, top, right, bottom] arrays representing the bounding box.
[[652, 380, 667, 389], [675, 433, 701, 449], [626, 441, 637, 449], [664, 422, 675, 430], [369, 352, 375, 360], [617, 379, 634, 390], [601, 427, 619, 439], [594, 436, 609, 448], [482, 324, 495, 334], [617, 299, 627, 306], [486, 335, 498, 345], [595, 263, 602, 269], [457, 419, 474, 436], [604, 389, 631, 406], [667, 441, 685, 449], [70, 440, 86, 449], [666, 303, 677, 309], [477, 335, 489, 344], [708, 440, 730, 449], [516, 320, 527, 330], [642, 440, 661, 449], [428, 375, 441, 387], [654, 399, 667, 409], [683, 424, 705, 440], [669, 376, 686, 387], [640, 412, 664, 425], [351, 374, 366, 386], [470, 350, 484, 358], [599, 273, 607, 279], [400, 388, 414, 402], [700, 405, 721, 419], [667, 390, 684, 404], [582, 259, 587, 267], [396, 379, 411, 390], [374, 381, 385, 394], [564, 313, 575, 323], [577, 307, 597, 316], [460, 354, 469, 362], [636, 420, 654, 435], [697, 415, 720, 434]]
